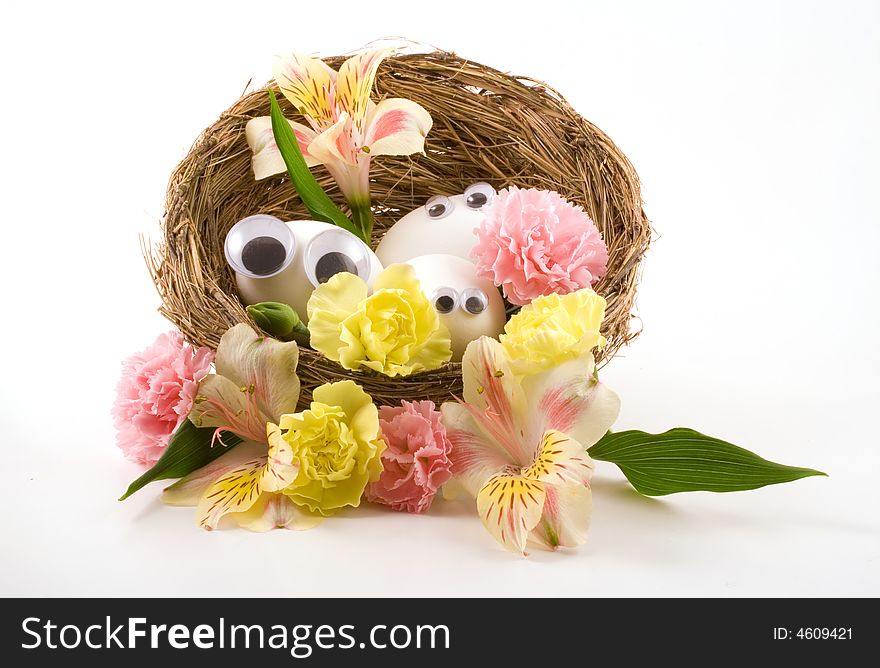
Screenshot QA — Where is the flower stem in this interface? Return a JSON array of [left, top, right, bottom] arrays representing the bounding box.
[[350, 199, 374, 243]]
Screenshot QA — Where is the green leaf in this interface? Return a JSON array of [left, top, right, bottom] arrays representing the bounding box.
[[588, 428, 826, 496], [118, 420, 241, 501], [268, 91, 365, 242]]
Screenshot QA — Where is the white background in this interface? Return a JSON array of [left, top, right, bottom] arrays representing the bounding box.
[[1, 0, 877, 597]]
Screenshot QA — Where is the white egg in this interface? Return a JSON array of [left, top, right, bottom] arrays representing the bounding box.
[[405, 254, 506, 361], [225, 215, 382, 323], [376, 183, 497, 265]]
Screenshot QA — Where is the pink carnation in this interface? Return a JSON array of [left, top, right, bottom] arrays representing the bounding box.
[[366, 400, 453, 513], [471, 186, 608, 305], [112, 331, 214, 466]]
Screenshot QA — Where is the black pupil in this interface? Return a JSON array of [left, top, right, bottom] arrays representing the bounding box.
[[241, 236, 287, 275], [466, 192, 488, 208], [315, 252, 357, 283], [428, 203, 446, 217], [465, 296, 485, 314], [435, 295, 455, 313]]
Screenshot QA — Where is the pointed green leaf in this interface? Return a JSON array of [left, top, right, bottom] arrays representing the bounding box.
[[588, 428, 826, 496], [269, 90, 365, 242], [118, 420, 241, 501]]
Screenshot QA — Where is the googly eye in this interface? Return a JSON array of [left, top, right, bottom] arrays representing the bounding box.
[[304, 228, 375, 287], [224, 214, 296, 279], [430, 287, 459, 314], [425, 195, 453, 219], [463, 182, 496, 209], [460, 288, 489, 314]]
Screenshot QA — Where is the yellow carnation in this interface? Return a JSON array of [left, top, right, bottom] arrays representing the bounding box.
[[500, 288, 607, 375], [307, 264, 452, 377], [279, 380, 385, 515]]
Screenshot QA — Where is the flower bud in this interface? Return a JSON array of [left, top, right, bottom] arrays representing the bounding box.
[[246, 302, 307, 340]]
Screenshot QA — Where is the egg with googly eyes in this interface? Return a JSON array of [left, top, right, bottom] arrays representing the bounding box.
[[225, 215, 383, 324], [376, 182, 497, 265], [405, 254, 505, 361]]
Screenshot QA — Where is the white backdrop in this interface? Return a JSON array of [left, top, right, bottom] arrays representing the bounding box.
[[2, 0, 877, 597]]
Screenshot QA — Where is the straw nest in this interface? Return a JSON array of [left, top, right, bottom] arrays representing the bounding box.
[[147, 50, 651, 410]]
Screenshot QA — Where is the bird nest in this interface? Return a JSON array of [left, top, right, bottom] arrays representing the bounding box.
[[146, 49, 651, 410]]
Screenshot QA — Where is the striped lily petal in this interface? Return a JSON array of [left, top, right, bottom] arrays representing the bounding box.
[[212, 324, 302, 425], [188, 374, 269, 445], [245, 116, 320, 179], [476, 473, 546, 555], [334, 48, 392, 132], [519, 430, 594, 550], [534, 483, 592, 550], [442, 402, 514, 498], [228, 493, 323, 532], [522, 430, 594, 487], [521, 356, 620, 449], [365, 98, 432, 157], [262, 423, 297, 492], [189, 325, 302, 444], [459, 337, 530, 464], [273, 53, 338, 128], [195, 458, 266, 530], [162, 441, 266, 507], [194, 423, 298, 530], [308, 112, 359, 166]]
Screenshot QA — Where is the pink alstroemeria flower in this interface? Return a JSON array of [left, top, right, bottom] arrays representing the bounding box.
[[163, 324, 317, 532], [441, 337, 620, 555], [245, 49, 432, 233]]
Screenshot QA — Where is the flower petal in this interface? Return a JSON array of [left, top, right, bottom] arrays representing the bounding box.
[[405, 321, 453, 375], [308, 112, 358, 166], [500, 288, 607, 376], [245, 116, 320, 179], [522, 430, 594, 487], [195, 458, 268, 530], [521, 356, 620, 449], [189, 374, 269, 443], [307, 272, 369, 364], [279, 380, 385, 516], [227, 493, 323, 532], [213, 324, 301, 424], [364, 98, 432, 157], [263, 423, 298, 492], [458, 337, 530, 464], [273, 53, 338, 127], [460, 337, 524, 419], [476, 473, 546, 554], [162, 441, 265, 506], [335, 48, 392, 130], [165, 427, 299, 530], [442, 402, 513, 497], [371, 262, 419, 292], [368, 264, 453, 374], [313, 380, 378, 445], [534, 483, 592, 549]]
